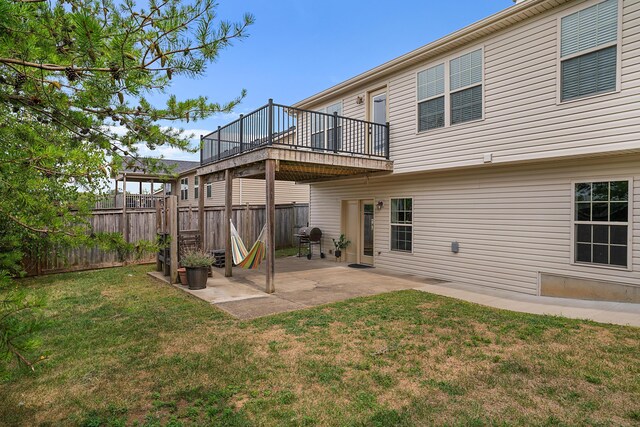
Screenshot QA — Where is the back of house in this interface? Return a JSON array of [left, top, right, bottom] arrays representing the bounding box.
[[293, 0, 640, 301]]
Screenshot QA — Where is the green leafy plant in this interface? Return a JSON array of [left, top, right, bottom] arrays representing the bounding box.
[[180, 249, 214, 268], [332, 234, 351, 251]]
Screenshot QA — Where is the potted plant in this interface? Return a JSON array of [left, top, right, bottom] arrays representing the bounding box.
[[181, 249, 214, 290], [177, 267, 188, 286], [332, 234, 351, 261]]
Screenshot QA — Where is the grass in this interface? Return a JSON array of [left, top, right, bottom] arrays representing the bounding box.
[[275, 247, 301, 258], [1, 265, 639, 426]]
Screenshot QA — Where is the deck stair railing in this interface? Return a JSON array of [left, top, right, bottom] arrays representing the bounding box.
[[201, 99, 390, 166]]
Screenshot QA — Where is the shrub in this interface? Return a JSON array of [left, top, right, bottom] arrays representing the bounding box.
[[181, 250, 214, 268]]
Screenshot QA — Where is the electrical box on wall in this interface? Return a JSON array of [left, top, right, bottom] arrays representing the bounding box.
[[451, 241, 460, 253]]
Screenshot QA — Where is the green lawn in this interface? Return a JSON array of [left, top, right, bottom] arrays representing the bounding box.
[[1, 266, 639, 426]]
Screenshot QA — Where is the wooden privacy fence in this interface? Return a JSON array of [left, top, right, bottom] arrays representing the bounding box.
[[25, 209, 158, 276], [179, 203, 309, 251], [25, 203, 309, 276]]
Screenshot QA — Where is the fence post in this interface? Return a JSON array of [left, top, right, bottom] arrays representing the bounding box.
[[268, 99, 274, 146], [121, 173, 128, 243]]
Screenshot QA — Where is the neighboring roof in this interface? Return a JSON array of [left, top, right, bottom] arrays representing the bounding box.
[[293, 0, 570, 109], [114, 157, 200, 181]]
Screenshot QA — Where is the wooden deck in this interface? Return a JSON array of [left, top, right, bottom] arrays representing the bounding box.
[[197, 146, 394, 183]]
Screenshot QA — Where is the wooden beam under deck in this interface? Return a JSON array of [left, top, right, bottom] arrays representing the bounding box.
[[224, 169, 233, 278], [196, 147, 392, 182], [265, 159, 276, 294]]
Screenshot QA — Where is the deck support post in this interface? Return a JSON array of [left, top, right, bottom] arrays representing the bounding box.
[[198, 174, 206, 250], [224, 169, 233, 277], [265, 159, 276, 294]]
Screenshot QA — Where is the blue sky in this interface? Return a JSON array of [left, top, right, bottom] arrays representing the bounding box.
[[142, 0, 515, 161]]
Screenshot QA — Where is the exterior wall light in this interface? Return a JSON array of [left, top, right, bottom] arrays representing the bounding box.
[[376, 200, 384, 210]]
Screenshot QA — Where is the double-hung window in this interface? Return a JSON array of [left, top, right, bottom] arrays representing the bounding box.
[[390, 198, 413, 252], [450, 49, 483, 124], [206, 180, 212, 198], [180, 178, 188, 201], [574, 180, 630, 268], [560, 0, 619, 101], [418, 64, 445, 131], [194, 176, 199, 199], [417, 48, 483, 131]]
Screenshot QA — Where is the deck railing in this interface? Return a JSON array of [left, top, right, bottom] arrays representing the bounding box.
[[201, 99, 390, 166], [94, 194, 162, 210]]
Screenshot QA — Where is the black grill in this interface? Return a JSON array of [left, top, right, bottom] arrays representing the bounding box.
[[295, 227, 325, 260]]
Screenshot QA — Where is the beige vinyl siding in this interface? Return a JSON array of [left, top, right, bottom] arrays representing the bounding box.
[[238, 181, 310, 205], [178, 172, 309, 207], [309, 153, 640, 295], [303, 0, 640, 174]]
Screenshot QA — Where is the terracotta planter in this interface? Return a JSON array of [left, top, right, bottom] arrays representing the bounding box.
[[177, 268, 188, 286], [186, 266, 209, 290]]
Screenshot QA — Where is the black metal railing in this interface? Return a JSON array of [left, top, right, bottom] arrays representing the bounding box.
[[200, 99, 390, 166]]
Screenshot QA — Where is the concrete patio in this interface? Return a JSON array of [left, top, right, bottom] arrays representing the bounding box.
[[148, 257, 640, 326], [148, 256, 445, 319]]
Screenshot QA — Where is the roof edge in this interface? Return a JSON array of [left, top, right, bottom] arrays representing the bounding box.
[[292, 0, 558, 109]]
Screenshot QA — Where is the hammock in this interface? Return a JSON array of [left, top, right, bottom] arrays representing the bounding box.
[[230, 220, 267, 269]]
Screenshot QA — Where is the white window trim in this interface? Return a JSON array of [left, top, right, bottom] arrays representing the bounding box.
[[194, 176, 199, 199], [569, 178, 633, 272], [555, 0, 623, 105], [389, 196, 414, 254], [415, 45, 485, 134]]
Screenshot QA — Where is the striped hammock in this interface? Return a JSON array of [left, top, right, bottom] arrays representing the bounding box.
[[230, 220, 267, 269]]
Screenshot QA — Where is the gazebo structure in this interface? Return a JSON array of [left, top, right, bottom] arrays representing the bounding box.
[[197, 100, 393, 293], [110, 158, 199, 241]]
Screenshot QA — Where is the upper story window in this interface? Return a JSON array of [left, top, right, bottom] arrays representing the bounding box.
[[417, 64, 445, 131], [180, 178, 188, 200], [206, 180, 212, 198], [560, 0, 619, 101], [194, 176, 199, 199], [417, 48, 483, 132], [450, 49, 483, 124], [574, 180, 630, 268]]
